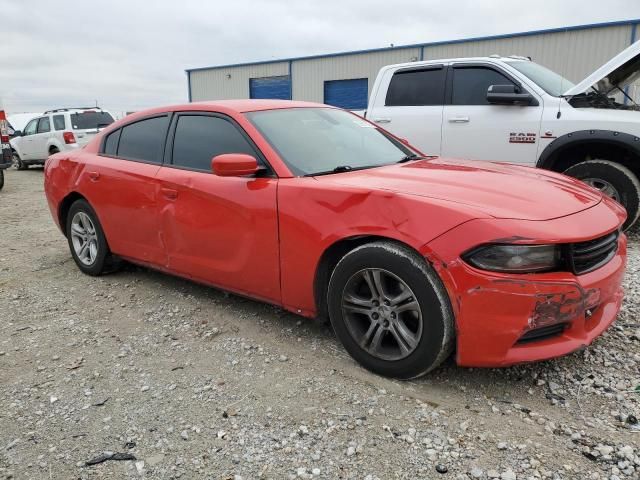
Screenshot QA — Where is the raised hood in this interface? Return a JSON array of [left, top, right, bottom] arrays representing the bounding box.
[[316, 159, 602, 221], [563, 39, 640, 96]]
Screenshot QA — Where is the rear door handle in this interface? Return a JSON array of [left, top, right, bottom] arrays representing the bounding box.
[[373, 118, 391, 124], [88, 171, 100, 181], [448, 116, 470, 123], [161, 187, 178, 200]]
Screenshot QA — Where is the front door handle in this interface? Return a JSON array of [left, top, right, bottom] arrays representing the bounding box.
[[88, 171, 100, 181], [373, 118, 391, 124], [448, 116, 470, 123], [161, 187, 178, 200]]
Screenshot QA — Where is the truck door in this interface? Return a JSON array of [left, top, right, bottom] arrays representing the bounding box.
[[367, 65, 446, 156], [441, 63, 543, 165]]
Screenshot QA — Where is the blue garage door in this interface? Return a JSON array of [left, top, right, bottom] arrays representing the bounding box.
[[324, 78, 368, 110], [249, 76, 291, 100]]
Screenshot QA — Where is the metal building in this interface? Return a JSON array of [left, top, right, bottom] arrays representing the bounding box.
[[186, 19, 640, 108]]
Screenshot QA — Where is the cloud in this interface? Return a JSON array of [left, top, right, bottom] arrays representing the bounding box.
[[1, 0, 639, 115]]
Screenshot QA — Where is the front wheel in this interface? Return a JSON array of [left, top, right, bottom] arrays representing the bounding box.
[[12, 152, 26, 170], [327, 241, 455, 379], [564, 160, 640, 231]]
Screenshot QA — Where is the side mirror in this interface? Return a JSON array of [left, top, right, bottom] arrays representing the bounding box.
[[212, 153, 260, 177], [11, 130, 22, 138], [486, 84, 537, 106]]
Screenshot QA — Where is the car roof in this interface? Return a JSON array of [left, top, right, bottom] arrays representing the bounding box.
[[383, 55, 530, 71], [183, 99, 328, 113]]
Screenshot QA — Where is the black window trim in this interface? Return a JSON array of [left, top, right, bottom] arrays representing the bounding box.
[[98, 113, 173, 165], [445, 62, 539, 106], [384, 64, 446, 107], [164, 111, 275, 177]]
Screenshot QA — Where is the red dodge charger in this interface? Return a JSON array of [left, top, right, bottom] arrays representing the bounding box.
[[44, 100, 627, 378]]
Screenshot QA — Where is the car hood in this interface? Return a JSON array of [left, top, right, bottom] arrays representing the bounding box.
[[564, 40, 640, 96], [315, 158, 602, 221]]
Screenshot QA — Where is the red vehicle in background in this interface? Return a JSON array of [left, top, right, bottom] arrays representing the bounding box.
[[0, 109, 13, 190], [43, 100, 627, 378]]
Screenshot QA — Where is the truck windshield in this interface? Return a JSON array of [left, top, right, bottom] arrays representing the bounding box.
[[504, 60, 575, 97], [245, 108, 417, 176]]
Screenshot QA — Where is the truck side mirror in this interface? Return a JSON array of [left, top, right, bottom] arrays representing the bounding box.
[[487, 84, 538, 106]]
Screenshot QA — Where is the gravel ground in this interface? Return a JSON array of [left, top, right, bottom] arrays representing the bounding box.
[[1, 168, 639, 480]]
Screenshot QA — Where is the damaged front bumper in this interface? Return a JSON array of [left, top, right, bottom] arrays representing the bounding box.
[[423, 199, 627, 368]]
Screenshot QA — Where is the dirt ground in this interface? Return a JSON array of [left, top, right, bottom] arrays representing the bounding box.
[[1, 167, 639, 480]]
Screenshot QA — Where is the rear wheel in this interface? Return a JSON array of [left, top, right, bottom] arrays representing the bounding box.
[[66, 199, 121, 276], [49, 147, 60, 156], [12, 151, 26, 170], [0, 170, 4, 191], [564, 160, 640, 231], [327, 241, 454, 379]]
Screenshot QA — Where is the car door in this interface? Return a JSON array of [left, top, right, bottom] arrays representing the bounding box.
[[155, 112, 280, 304], [80, 115, 169, 265], [367, 65, 446, 155], [31, 116, 52, 159], [17, 119, 38, 160], [441, 63, 543, 164]]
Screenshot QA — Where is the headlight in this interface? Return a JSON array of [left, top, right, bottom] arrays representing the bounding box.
[[463, 244, 561, 273]]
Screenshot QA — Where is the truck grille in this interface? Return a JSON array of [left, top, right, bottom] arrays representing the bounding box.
[[567, 231, 619, 275]]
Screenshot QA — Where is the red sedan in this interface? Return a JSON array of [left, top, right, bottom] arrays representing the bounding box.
[[44, 100, 627, 378]]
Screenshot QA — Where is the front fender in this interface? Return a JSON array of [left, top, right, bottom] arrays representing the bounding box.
[[537, 129, 640, 169]]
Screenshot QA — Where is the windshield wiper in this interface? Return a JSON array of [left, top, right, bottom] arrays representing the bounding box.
[[397, 154, 424, 163]]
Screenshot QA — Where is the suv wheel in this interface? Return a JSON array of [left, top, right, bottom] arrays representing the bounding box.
[[12, 152, 26, 170], [49, 147, 60, 155], [564, 160, 640, 230], [66, 199, 121, 276], [0, 170, 4, 191], [327, 241, 455, 379]]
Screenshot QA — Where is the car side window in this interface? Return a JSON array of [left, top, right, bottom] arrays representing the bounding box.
[[171, 115, 259, 172], [451, 66, 516, 105], [36, 117, 51, 134], [117, 116, 169, 164], [385, 67, 446, 106], [53, 115, 66, 130], [23, 119, 37, 136], [103, 129, 121, 156]]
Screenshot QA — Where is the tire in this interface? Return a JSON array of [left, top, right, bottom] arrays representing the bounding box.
[[49, 147, 59, 156], [0, 170, 4, 191], [65, 199, 121, 276], [12, 151, 26, 170], [327, 241, 455, 379], [564, 160, 640, 231]]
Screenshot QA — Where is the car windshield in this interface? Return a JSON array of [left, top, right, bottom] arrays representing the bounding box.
[[245, 108, 416, 176], [70, 111, 114, 130], [504, 60, 575, 97]]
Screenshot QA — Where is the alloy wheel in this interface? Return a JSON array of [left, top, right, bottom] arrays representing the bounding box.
[[341, 268, 423, 361], [70, 211, 99, 266], [583, 177, 620, 202]]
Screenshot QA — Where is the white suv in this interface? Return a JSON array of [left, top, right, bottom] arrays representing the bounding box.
[[365, 41, 640, 229], [10, 108, 114, 169]]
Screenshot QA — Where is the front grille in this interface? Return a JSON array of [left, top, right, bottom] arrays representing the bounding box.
[[567, 230, 619, 275], [517, 323, 567, 344]]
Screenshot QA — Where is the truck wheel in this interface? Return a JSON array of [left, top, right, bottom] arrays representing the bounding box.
[[327, 241, 455, 379], [564, 160, 640, 230], [12, 152, 26, 170], [0, 170, 4, 191]]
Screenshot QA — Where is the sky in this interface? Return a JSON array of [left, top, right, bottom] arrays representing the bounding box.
[[2, 0, 640, 116]]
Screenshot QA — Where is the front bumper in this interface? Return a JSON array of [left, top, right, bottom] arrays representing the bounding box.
[[424, 200, 627, 367]]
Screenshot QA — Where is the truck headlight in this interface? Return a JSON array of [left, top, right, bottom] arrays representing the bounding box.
[[463, 244, 561, 273]]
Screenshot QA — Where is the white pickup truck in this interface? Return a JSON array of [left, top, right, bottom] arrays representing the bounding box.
[[364, 41, 640, 230]]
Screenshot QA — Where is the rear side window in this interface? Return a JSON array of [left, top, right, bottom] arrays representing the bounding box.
[[451, 67, 516, 105], [103, 129, 121, 156], [172, 115, 258, 172], [385, 68, 445, 106], [117, 116, 169, 164], [71, 111, 115, 130], [53, 115, 66, 130], [36, 117, 51, 133]]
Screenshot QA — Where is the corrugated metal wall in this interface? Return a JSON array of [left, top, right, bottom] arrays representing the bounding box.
[[292, 48, 421, 102], [189, 23, 639, 103], [423, 25, 631, 83], [189, 62, 288, 101]]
